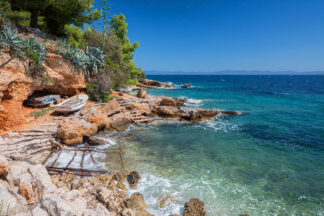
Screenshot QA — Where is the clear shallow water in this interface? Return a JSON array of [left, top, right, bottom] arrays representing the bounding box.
[[116, 75, 324, 215]]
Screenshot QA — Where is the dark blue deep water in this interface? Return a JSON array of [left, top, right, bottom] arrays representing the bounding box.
[[120, 75, 324, 216]]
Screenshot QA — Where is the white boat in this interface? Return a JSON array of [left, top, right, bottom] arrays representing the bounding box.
[[54, 94, 89, 113]]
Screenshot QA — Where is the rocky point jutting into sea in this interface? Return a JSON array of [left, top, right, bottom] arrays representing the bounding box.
[[0, 30, 243, 216]]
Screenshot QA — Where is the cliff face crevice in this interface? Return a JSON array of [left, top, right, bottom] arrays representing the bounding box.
[[0, 50, 86, 131]]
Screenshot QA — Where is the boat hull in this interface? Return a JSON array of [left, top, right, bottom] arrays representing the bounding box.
[[54, 95, 88, 113]]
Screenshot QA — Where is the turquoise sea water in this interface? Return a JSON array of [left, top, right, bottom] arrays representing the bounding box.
[[114, 75, 324, 216]]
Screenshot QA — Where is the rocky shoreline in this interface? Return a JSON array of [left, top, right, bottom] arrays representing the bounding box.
[[0, 79, 243, 216]]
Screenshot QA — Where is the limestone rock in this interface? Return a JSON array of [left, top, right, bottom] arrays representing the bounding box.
[[56, 118, 98, 145], [183, 199, 206, 216], [0, 184, 20, 215], [154, 106, 182, 118], [86, 112, 110, 130], [108, 113, 132, 132], [32, 206, 49, 216], [116, 181, 127, 191], [181, 109, 220, 122], [41, 193, 76, 216], [0, 155, 10, 175], [127, 171, 141, 189], [102, 100, 121, 116], [126, 193, 152, 216], [137, 89, 147, 99], [97, 187, 128, 213], [28, 164, 57, 194], [19, 182, 35, 205], [140, 79, 162, 87], [159, 98, 176, 107]]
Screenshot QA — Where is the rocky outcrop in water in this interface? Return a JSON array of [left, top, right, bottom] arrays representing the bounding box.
[[183, 199, 206, 216], [181, 84, 192, 88]]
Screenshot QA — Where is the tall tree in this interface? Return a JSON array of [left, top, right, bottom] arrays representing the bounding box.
[[43, 0, 101, 35], [10, 0, 49, 28], [10, 0, 101, 35], [110, 14, 139, 62]]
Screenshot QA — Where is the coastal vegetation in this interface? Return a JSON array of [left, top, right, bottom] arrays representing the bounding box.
[[0, 0, 145, 102]]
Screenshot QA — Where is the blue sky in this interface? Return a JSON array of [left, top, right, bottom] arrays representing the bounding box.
[[94, 0, 324, 73]]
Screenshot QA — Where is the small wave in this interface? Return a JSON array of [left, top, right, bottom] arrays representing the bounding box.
[[196, 118, 240, 133], [179, 96, 204, 107], [186, 98, 203, 104], [126, 173, 182, 216]]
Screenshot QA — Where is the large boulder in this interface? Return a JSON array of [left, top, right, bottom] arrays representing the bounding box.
[[159, 98, 176, 106], [56, 118, 98, 145], [86, 112, 110, 130], [137, 89, 147, 99], [140, 79, 162, 87], [126, 193, 153, 216], [102, 100, 121, 116], [41, 193, 76, 216], [108, 113, 132, 132], [183, 199, 206, 216], [154, 106, 183, 118], [97, 187, 129, 213]]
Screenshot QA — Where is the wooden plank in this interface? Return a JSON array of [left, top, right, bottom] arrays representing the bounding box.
[[66, 151, 77, 168]]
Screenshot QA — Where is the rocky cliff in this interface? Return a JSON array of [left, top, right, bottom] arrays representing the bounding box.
[[0, 48, 86, 131]]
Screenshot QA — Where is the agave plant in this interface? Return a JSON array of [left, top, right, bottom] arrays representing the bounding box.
[[85, 46, 106, 77], [0, 25, 22, 51], [22, 37, 47, 63]]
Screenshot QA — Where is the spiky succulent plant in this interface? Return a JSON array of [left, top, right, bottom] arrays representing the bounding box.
[[23, 37, 47, 63], [57, 41, 106, 77], [85, 46, 106, 76], [0, 25, 22, 51]]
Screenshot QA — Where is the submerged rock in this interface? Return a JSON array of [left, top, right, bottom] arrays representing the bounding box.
[[181, 84, 191, 88], [181, 109, 221, 122], [127, 171, 141, 189], [183, 198, 206, 216], [158, 194, 174, 208]]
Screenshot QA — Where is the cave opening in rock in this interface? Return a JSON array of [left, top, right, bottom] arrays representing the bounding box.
[[24, 90, 62, 108]]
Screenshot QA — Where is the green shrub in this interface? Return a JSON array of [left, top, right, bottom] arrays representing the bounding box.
[[86, 80, 111, 103], [64, 24, 84, 48], [127, 79, 138, 86]]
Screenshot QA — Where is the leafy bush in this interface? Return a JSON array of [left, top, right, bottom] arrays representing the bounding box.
[[86, 72, 111, 102], [127, 79, 138, 86], [64, 24, 84, 48]]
